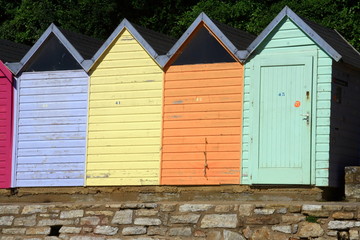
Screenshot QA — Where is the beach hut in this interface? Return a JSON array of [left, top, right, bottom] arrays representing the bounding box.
[[0, 40, 30, 188], [241, 6, 360, 187], [86, 20, 175, 186], [8, 24, 103, 187], [161, 13, 255, 185]]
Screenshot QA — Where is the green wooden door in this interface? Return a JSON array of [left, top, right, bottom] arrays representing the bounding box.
[[253, 57, 313, 184]]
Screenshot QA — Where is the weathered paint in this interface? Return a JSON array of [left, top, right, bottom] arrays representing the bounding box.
[[86, 29, 163, 186], [242, 17, 333, 186], [0, 61, 13, 188], [14, 70, 88, 187], [161, 62, 243, 185]]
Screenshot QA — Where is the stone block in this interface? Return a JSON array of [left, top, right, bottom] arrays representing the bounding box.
[[281, 214, 306, 223], [144, 203, 158, 209], [238, 204, 254, 216], [207, 231, 222, 240], [80, 216, 101, 225], [170, 214, 200, 224], [242, 226, 252, 239], [60, 210, 84, 219], [120, 203, 145, 209], [275, 208, 287, 214], [2, 228, 26, 235], [0, 205, 20, 214], [94, 226, 118, 235], [112, 210, 133, 224], [160, 203, 177, 212], [271, 225, 292, 234], [349, 229, 359, 240], [251, 226, 271, 240], [332, 211, 355, 219], [69, 237, 105, 240], [194, 230, 206, 237], [168, 227, 192, 236], [85, 211, 114, 216], [302, 210, 330, 217], [14, 214, 36, 226], [254, 208, 275, 215], [59, 226, 82, 234], [26, 227, 51, 235], [344, 205, 357, 211], [22, 205, 48, 214], [246, 215, 280, 225], [147, 226, 167, 236], [38, 219, 74, 226], [0, 216, 14, 226], [302, 204, 322, 211], [45, 237, 62, 240], [179, 204, 213, 212], [122, 226, 147, 235], [298, 222, 324, 238], [288, 204, 302, 213], [135, 209, 158, 216], [322, 205, 342, 211], [223, 230, 246, 240], [134, 217, 161, 226], [215, 205, 233, 212], [201, 214, 237, 228], [328, 220, 357, 229]]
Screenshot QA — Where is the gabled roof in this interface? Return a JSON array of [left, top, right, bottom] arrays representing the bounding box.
[[164, 12, 256, 67], [89, 19, 176, 71], [0, 39, 30, 63], [7, 23, 103, 74], [58, 27, 104, 60], [245, 6, 360, 69]]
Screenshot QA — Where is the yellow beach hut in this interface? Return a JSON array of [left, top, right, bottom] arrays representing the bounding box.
[[86, 19, 175, 185]]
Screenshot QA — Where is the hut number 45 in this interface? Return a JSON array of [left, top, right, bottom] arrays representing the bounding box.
[[278, 92, 285, 96]]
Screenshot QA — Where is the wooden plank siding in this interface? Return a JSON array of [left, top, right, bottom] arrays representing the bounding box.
[[14, 70, 88, 187], [242, 18, 333, 186], [329, 63, 360, 187], [0, 63, 13, 188], [161, 63, 243, 185], [86, 29, 163, 186]]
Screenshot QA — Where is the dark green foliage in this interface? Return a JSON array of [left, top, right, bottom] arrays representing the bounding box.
[[306, 215, 318, 223], [0, 0, 358, 51]]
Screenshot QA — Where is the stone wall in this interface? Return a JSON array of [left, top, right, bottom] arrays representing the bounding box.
[[1, 201, 360, 240], [345, 166, 360, 201]]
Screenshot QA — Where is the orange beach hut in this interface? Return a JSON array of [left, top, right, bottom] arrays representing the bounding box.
[[161, 13, 255, 185]]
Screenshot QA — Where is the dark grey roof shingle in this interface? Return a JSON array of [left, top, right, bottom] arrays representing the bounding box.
[[301, 17, 360, 69], [131, 23, 177, 55], [0, 39, 31, 63], [58, 27, 104, 59], [212, 19, 256, 51]]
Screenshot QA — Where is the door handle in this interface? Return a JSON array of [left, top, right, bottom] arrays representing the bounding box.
[[301, 113, 310, 124]]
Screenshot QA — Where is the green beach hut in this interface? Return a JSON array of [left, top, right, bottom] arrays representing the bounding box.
[[242, 6, 360, 187]]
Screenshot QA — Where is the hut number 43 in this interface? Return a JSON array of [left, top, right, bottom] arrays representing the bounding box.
[[278, 92, 285, 96]]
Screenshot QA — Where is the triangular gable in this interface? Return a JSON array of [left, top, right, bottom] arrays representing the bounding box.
[[8, 23, 87, 75], [0, 60, 14, 81], [164, 12, 252, 67], [88, 19, 174, 71], [172, 26, 236, 65], [245, 6, 342, 62]]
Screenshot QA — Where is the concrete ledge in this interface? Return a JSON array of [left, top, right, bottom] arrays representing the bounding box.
[[0, 185, 323, 203]]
